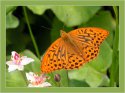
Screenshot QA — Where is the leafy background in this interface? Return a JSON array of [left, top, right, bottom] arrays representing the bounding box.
[[6, 6, 119, 87]]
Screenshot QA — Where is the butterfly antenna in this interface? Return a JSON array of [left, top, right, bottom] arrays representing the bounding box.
[[41, 26, 51, 31]]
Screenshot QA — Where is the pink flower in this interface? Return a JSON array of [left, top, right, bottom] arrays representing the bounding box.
[[26, 72, 51, 87], [6, 51, 34, 72]]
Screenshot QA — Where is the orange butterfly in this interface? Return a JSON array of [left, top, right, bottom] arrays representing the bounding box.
[[41, 27, 109, 73]]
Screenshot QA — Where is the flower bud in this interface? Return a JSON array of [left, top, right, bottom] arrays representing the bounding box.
[[54, 74, 61, 82]]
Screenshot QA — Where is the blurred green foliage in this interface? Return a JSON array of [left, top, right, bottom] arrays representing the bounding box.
[[6, 6, 118, 87]]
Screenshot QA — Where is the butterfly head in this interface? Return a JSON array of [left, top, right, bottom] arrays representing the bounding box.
[[60, 30, 68, 39]]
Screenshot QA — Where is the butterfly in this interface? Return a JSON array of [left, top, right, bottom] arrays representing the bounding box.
[[41, 27, 109, 73]]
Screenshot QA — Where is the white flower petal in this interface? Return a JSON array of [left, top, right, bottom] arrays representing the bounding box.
[[28, 82, 51, 87], [28, 84, 40, 87], [6, 61, 15, 65], [17, 65, 24, 70], [28, 84, 35, 87], [39, 82, 52, 87], [11, 51, 17, 56], [8, 65, 18, 72], [26, 72, 35, 82], [21, 56, 34, 65]]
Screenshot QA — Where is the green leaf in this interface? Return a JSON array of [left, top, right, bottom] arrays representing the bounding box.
[[27, 6, 51, 15], [68, 65, 109, 87], [69, 79, 89, 87], [6, 12, 19, 29], [51, 6, 101, 27], [84, 65, 109, 87], [6, 6, 17, 14], [27, 6, 101, 27], [6, 70, 27, 87]]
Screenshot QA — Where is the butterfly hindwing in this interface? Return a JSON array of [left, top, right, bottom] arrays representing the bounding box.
[[82, 45, 99, 62], [63, 40, 85, 70]]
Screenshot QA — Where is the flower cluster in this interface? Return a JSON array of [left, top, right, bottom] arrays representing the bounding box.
[[6, 51, 51, 87], [26, 72, 51, 87]]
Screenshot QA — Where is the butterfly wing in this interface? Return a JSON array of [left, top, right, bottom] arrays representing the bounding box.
[[41, 38, 68, 73], [63, 40, 86, 70], [69, 27, 109, 47], [68, 27, 109, 62]]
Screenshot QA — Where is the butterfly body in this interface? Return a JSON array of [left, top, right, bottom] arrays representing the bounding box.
[[61, 30, 83, 58], [41, 27, 109, 73]]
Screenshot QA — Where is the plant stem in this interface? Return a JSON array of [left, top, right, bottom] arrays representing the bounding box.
[[66, 70, 69, 86], [23, 6, 40, 59], [21, 71, 28, 86], [110, 6, 119, 87], [56, 82, 61, 87]]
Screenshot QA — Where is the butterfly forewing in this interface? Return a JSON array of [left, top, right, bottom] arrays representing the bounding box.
[[69, 27, 109, 47]]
